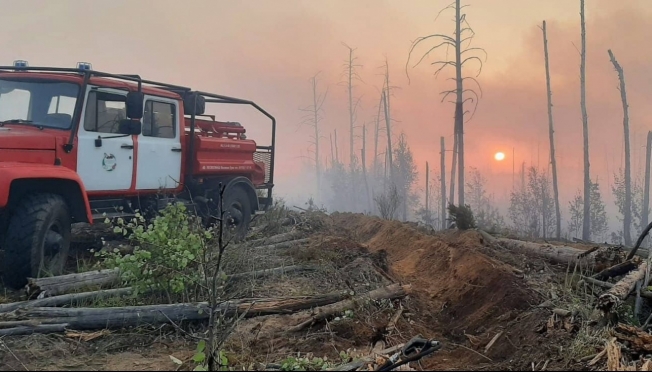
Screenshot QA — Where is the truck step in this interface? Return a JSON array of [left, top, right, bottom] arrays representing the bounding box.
[[92, 211, 136, 222]]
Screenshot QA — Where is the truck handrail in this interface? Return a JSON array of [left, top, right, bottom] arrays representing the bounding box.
[[0, 66, 276, 201]]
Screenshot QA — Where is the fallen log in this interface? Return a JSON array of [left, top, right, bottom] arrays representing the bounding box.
[[226, 265, 316, 283], [612, 324, 652, 353], [0, 287, 133, 314], [479, 231, 623, 270], [593, 260, 638, 281], [598, 262, 648, 312], [0, 288, 371, 336], [247, 231, 303, 247], [26, 269, 121, 297], [288, 283, 411, 332], [327, 344, 405, 371], [257, 238, 311, 250]]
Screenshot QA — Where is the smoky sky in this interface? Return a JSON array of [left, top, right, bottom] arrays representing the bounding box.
[[1, 0, 650, 223]]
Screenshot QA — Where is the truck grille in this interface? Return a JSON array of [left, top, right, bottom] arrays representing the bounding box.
[[254, 150, 272, 184]]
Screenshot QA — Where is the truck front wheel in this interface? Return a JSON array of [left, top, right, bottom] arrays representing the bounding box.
[[2, 193, 72, 289]]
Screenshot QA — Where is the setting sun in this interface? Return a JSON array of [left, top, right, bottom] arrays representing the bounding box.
[[494, 152, 505, 161]]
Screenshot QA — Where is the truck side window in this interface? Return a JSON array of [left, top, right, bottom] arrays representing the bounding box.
[[143, 100, 175, 139], [83, 91, 127, 134]]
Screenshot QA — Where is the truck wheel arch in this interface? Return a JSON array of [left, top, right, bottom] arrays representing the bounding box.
[[7, 179, 91, 224]]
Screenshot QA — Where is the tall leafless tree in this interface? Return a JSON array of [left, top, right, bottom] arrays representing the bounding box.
[[608, 49, 632, 245], [300, 72, 328, 197], [580, 0, 591, 240], [341, 43, 363, 168], [406, 0, 486, 206], [440, 137, 447, 230], [643, 131, 652, 246], [541, 21, 562, 239], [382, 88, 394, 179], [362, 124, 372, 212], [373, 90, 384, 178], [425, 161, 430, 223]]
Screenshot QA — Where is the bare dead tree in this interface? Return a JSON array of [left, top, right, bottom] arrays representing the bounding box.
[[541, 20, 562, 239], [643, 131, 652, 247], [300, 72, 329, 197], [330, 132, 335, 166], [362, 124, 372, 212], [608, 49, 632, 246], [580, 0, 591, 241], [341, 43, 364, 168], [440, 137, 447, 230], [373, 90, 383, 178], [449, 136, 457, 206], [334, 129, 339, 164], [426, 161, 430, 223], [406, 0, 486, 206], [382, 88, 393, 178]]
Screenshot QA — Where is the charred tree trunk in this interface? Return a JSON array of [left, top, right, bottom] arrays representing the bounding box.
[[362, 125, 372, 212], [542, 20, 562, 239], [382, 89, 393, 179], [449, 136, 457, 206], [347, 47, 355, 167], [334, 129, 339, 163], [480, 230, 623, 270], [426, 161, 430, 224], [310, 75, 322, 195], [643, 131, 652, 244], [374, 92, 383, 178], [441, 137, 447, 230], [330, 132, 335, 166], [580, 0, 591, 241], [455, 0, 465, 206], [287, 284, 410, 332], [598, 262, 648, 313], [27, 269, 121, 298], [608, 49, 633, 246]]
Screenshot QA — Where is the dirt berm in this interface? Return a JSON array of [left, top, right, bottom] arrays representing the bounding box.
[[328, 212, 574, 371]]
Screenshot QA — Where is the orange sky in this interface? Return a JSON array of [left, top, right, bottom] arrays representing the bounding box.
[[1, 0, 651, 227]]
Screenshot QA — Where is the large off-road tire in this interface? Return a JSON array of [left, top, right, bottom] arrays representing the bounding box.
[[2, 193, 72, 289], [222, 186, 252, 241]]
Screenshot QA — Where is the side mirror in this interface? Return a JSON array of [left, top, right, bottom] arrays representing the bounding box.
[[126, 91, 144, 119], [118, 119, 142, 135]]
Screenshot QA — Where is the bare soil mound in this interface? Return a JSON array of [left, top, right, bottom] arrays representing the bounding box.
[[331, 213, 535, 334]]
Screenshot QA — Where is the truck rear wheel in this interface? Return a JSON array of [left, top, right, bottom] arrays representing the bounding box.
[[2, 193, 71, 289], [222, 186, 251, 240]]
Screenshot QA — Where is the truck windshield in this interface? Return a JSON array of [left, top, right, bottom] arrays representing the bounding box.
[[0, 78, 79, 129]]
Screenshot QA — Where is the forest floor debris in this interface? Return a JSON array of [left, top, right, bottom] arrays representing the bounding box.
[[1, 207, 651, 371]]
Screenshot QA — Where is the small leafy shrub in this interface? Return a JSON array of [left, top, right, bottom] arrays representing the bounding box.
[[280, 351, 352, 371], [447, 203, 476, 230], [95, 203, 213, 300]]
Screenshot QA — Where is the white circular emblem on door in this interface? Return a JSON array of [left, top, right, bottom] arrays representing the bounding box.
[[102, 153, 117, 171]]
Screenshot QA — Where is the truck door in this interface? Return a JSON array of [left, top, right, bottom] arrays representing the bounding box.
[[76, 87, 134, 191], [135, 95, 182, 190]]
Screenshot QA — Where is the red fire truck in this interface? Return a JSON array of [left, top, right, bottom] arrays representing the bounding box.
[[0, 61, 275, 288]]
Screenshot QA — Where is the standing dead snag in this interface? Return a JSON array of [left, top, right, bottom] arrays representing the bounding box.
[[580, 0, 592, 241], [643, 131, 652, 244], [341, 43, 363, 168], [440, 137, 447, 230], [300, 72, 329, 198], [382, 89, 393, 177], [406, 0, 486, 206], [541, 20, 562, 239], [608, 49, 633, 246]]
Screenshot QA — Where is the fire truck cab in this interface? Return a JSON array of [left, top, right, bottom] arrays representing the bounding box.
[[0, 61, 276, 288]]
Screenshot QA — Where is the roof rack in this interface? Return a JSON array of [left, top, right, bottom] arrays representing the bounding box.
[[0, 65, 277, 199]]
